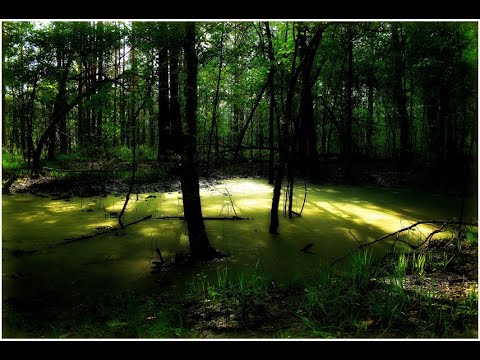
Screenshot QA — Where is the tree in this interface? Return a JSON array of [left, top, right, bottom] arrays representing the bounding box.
[[181, 22, 216, 258]]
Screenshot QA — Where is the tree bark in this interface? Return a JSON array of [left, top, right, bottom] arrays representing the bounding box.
[[182, 22, 214, 257]]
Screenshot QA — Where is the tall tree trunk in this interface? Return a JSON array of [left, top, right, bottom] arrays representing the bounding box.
[[32, 60, 71, 174], [269, 25, 300, 234], [233, 80, 268, 161], [96, 22, 104, 144], [169, 27, 182, 155], [78, 62, 85, 147], [298, 26, 321, 179], [265, 22, 276, 185], [26, 78, 38, 168], [157, 23, 169, 159], [366, 69, 374, 157], [120, 30, 126, 146], [59, 112, 67, 154], [206, 30, 224, 174], [182, 22, 214, 257], [344, 26, 354, 181], [392, 23, 410, 164], [2, 27, 6, 148]]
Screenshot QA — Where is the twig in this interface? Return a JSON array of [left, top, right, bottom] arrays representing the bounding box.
[[299, 178, 307, 216], [224, 188, 238, 218], [348, 229, 362, 248]]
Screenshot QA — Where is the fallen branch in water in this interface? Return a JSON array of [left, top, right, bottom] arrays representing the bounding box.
[[59, 215, 152, 246], [156, 216, 252, 221], [330, 219, 478, 266]]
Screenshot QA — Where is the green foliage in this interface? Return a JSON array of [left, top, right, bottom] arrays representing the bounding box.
[[301, 239, 477, 338], [2, 152, 26, 172], [188, 260, 269, 321], [465, 227, 478, 246]]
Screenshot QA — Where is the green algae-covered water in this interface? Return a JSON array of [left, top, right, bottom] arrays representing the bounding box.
[[2, 179, 476, 307]]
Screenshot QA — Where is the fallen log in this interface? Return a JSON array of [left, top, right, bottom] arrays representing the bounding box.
[[59, 215, 152, 246], [156, 216, 252, 220]]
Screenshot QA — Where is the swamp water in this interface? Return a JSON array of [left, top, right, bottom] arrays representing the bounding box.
[[2, 179, 475, 309]]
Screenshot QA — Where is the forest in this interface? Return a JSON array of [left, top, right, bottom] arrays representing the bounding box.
[[1, 21, 478, 339]]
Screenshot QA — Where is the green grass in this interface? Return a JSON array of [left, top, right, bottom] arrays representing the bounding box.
[[187, 260, 269, 321], [299, 244, 477, 338]]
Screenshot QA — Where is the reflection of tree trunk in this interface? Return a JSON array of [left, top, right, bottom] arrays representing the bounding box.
[[182, 22, 214, 257]]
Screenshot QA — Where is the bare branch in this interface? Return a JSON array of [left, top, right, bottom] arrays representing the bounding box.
[[331, 220, 477, 266]]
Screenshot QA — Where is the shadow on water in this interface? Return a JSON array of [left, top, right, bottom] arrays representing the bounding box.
[[2, 178, 476, 313]]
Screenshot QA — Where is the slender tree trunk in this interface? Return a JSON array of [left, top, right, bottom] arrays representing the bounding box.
[[265, 22, 276, 185], [269, 26, 300, 234], [78, 62, 84, 147], [32, 62, 70, 174], [157, 23, 169, 159], [233, 80, 268, 161], [206, 30, 224, 174], [169, 28, 182, 155], [26, 79, 38, 168], [182, 22, 214, 257], [345, 27, 354, 181], [2, 29, 6, 148], [366, 70, 374, 157], [392, 23, 410, 164], [96, 22, 104, 144], [120, 31, 126, 146]]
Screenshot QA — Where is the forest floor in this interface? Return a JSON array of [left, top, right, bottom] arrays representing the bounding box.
[[2, 158, 478, 338]]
